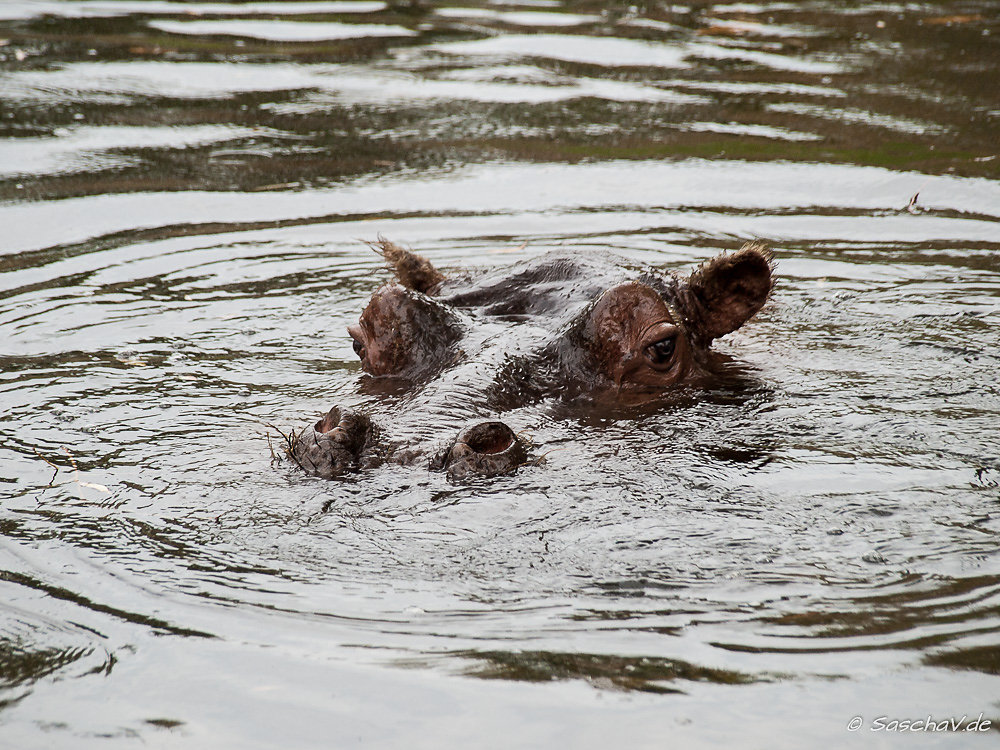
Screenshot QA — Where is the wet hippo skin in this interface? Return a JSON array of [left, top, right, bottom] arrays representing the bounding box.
[[288, 238, 773, 481]]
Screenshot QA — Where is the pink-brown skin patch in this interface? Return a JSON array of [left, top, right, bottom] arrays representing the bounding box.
[[582, 281, 694, 390], [347, 285, 410, 377], [347, 283, 461, 379]]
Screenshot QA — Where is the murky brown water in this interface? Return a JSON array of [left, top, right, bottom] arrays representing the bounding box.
[[2, 1, 999, 747]]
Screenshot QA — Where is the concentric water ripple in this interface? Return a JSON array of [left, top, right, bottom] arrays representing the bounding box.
[[1, 0, 999, 746]]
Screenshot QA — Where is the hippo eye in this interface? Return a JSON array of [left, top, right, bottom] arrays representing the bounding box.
[[352, 338, 365, 358], [645, 336, 676, 365]]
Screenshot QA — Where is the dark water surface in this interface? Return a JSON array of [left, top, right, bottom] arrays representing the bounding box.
[[2, 1, 999, 747]]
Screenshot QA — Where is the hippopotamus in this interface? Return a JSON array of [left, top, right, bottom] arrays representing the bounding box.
[[285, 238, 773, 481]]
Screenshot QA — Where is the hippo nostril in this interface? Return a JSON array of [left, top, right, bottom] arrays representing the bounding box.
[[460, 421, 516, 455], [314, 406, 342, 434], [295, 407, 376, 479], [441, 421, 528, 481]]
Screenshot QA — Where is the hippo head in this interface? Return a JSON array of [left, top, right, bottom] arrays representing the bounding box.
[[569, 245, 774, 391], [288, 238, 773, 481]]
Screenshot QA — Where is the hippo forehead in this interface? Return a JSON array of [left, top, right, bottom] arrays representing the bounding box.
[[438, 253, 672, 326], [586, 281, 681, 336]]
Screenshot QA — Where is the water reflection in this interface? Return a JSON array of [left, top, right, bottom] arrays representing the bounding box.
[[148, 19, 418, 40], [454, 649, 758, 693], [0, 1, 389, 20]]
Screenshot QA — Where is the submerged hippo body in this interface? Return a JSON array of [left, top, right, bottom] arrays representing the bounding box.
[[288, 238, 773, 480]]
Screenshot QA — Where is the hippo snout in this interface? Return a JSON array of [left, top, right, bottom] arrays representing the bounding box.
[[287, 407, 528, 482], [440, 421, 528, 481]]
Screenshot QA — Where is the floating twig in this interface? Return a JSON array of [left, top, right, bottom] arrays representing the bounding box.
[[528, 447, 568, 467], [32, 447, 59, 486], [60, 447, 110, 494], [263, 421, 305, 471]]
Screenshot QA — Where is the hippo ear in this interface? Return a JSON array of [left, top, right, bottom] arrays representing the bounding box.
[[679, 242, 773, 345], [369, 236, 445, 295]]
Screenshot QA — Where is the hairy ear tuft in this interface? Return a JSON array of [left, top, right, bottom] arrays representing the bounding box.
[[368, 235, 445, 295], [680, 241, 774, 345]]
